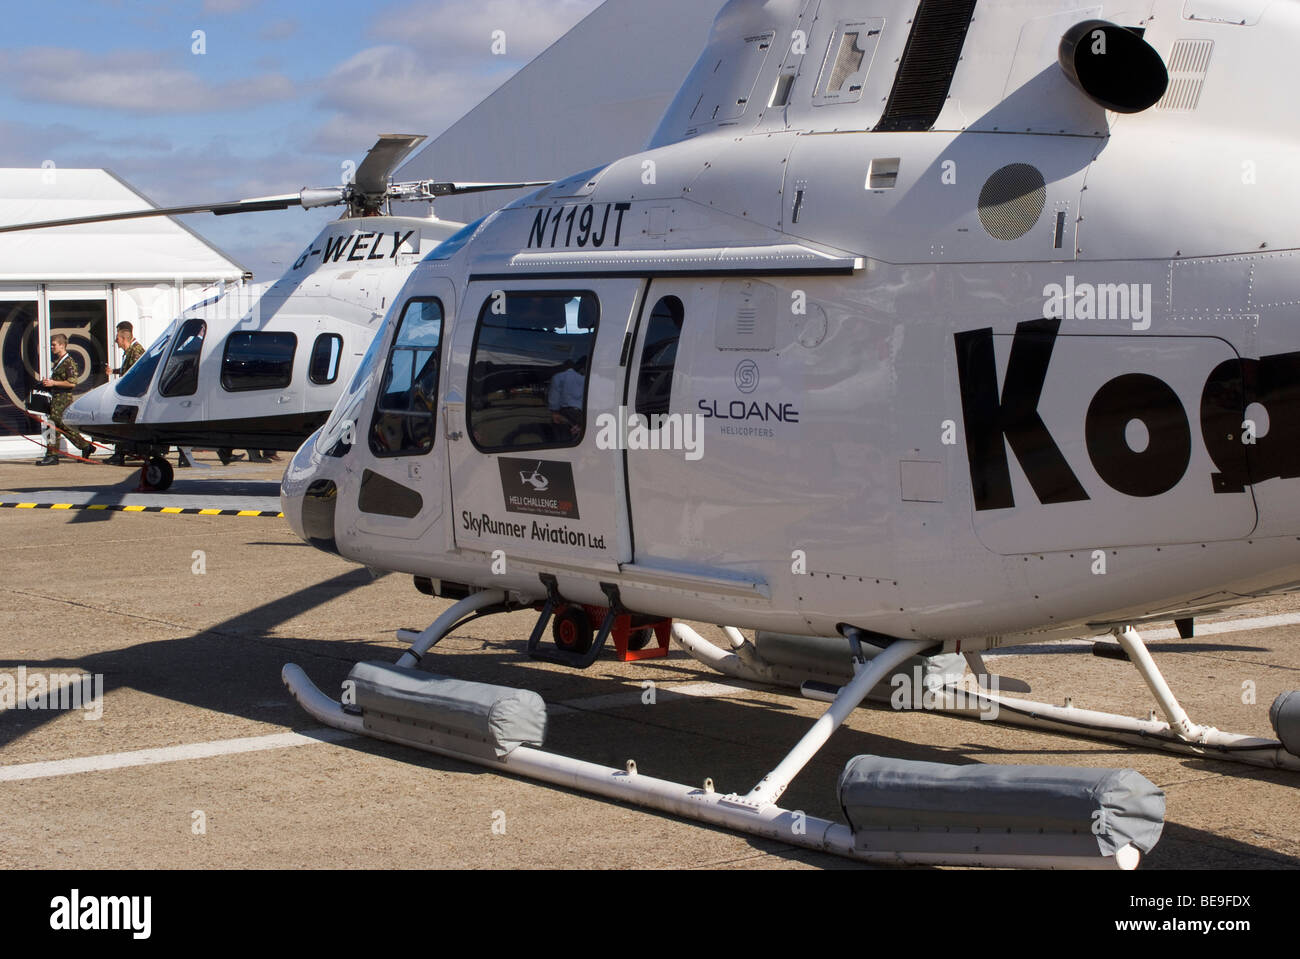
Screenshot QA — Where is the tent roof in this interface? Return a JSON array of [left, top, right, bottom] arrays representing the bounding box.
[[0, 168, 249, 282]]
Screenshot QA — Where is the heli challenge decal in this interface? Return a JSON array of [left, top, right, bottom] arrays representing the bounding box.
[[497, 457, 580, 519], [458, 458, 605, 551]]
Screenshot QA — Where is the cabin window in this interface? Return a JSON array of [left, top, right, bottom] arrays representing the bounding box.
[[221, 331, 297, 392], [370, 298, 443, 457], [318, 326, 386, 458], [308, 333, 344, 385], [158, 318, 206, 397], [467, 291, 599, 452], [635, 296, 684, 418]]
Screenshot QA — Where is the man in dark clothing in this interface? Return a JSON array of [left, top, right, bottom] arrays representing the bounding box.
[[104, 322, 145, 466], [36, 334, 93, 465]]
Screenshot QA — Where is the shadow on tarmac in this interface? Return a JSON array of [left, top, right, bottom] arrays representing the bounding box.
[[2, 568, 1296, 869]]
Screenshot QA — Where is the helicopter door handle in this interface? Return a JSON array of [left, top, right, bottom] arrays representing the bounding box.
[[444, 404, 465, 441]]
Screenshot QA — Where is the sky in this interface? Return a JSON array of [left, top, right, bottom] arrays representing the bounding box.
[[0, 0, 603, 278]]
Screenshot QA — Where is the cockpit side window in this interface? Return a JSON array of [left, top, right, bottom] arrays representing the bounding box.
[[158, 318, 206, 397], [116, 322, 176, 399], [369, 298, 443, 457]]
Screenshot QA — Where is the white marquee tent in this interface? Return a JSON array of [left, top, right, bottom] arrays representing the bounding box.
[[0, 167, 248, 458]]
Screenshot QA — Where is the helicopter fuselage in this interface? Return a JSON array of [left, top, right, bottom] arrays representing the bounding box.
[[284, 0, 1300, 654], [64, 215, 460, 452]]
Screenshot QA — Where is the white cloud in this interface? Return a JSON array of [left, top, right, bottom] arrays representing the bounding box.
[[311, 45, 510, 153], [373, 0, 602, 64], [201, 0, 261, 13], [0, 48, 294, 114], [307, 1, 603, 167], [259, 18, 299, 42]]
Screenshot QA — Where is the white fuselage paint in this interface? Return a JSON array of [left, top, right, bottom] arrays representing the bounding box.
[[282, 0, 1300, 654], [63, 215, 461, 450]]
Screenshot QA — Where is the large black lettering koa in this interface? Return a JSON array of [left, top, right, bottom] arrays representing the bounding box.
[[1085, 374, 1190, 497], [955, 319, 1089, 511], [1202, 352, 1300, 492]]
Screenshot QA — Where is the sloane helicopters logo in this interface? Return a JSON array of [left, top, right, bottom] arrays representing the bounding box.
[[735, 359, 760, 394], [696, 359, 799, 439]]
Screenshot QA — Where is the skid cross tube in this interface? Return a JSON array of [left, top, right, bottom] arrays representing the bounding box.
[[396, 589, 507, 667], [742, 637, 931, 806], [1112, 625, 1210, 742], [675, 622, 1300, 772]]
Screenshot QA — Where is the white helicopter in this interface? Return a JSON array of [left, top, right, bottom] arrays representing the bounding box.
[[276, 0, 1300, 869], [1, 134, 546, 490]]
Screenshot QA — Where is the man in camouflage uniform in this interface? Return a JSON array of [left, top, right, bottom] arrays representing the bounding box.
[[103, 321, 145, 466], [36, 333, 93, 465]]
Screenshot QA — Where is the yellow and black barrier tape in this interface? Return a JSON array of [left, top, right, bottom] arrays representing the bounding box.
[[0, 501, 283, 518]]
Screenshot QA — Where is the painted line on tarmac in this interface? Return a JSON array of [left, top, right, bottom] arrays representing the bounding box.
[[1143, 612, 1300, 639], [0, 683, 750, 780], [549, 680, 750, 715], [989, 612, 1300, 655], [0, 727, 355, 782], [0, 501, 283, 518]]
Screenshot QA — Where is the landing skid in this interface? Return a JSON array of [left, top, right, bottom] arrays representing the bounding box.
[[672, 623, 1300, 773], [283, 590, 1156, 870]]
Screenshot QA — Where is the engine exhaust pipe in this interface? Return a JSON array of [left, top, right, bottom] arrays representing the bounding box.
[[1059, 20, 1168, 113]]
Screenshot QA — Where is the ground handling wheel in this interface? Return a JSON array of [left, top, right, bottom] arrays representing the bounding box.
[[627, 627, 655, 651], [552, 606, 594, 655], [142, 456, 174, 492]]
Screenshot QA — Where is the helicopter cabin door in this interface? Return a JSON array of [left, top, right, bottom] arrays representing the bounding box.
[[445, 279, 641, 572], [352, 280, 456, 541]]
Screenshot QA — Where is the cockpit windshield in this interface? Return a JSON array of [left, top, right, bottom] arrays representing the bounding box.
[[115, 319, 179, 399]]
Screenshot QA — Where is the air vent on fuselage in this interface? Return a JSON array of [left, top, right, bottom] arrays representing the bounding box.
[[716, 280, 776, 351], [1157, 39, 1213, 111], [875, 0, 978, 132], [978, 163, 1047, 241]]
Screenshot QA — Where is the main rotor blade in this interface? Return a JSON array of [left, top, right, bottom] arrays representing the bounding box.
[[354, 134, 428, 197], [0, 193, 308, 234], [421, 180, 553, 197]]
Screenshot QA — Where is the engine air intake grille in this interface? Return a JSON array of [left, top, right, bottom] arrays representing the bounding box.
[[875, 0, 978, 132]]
